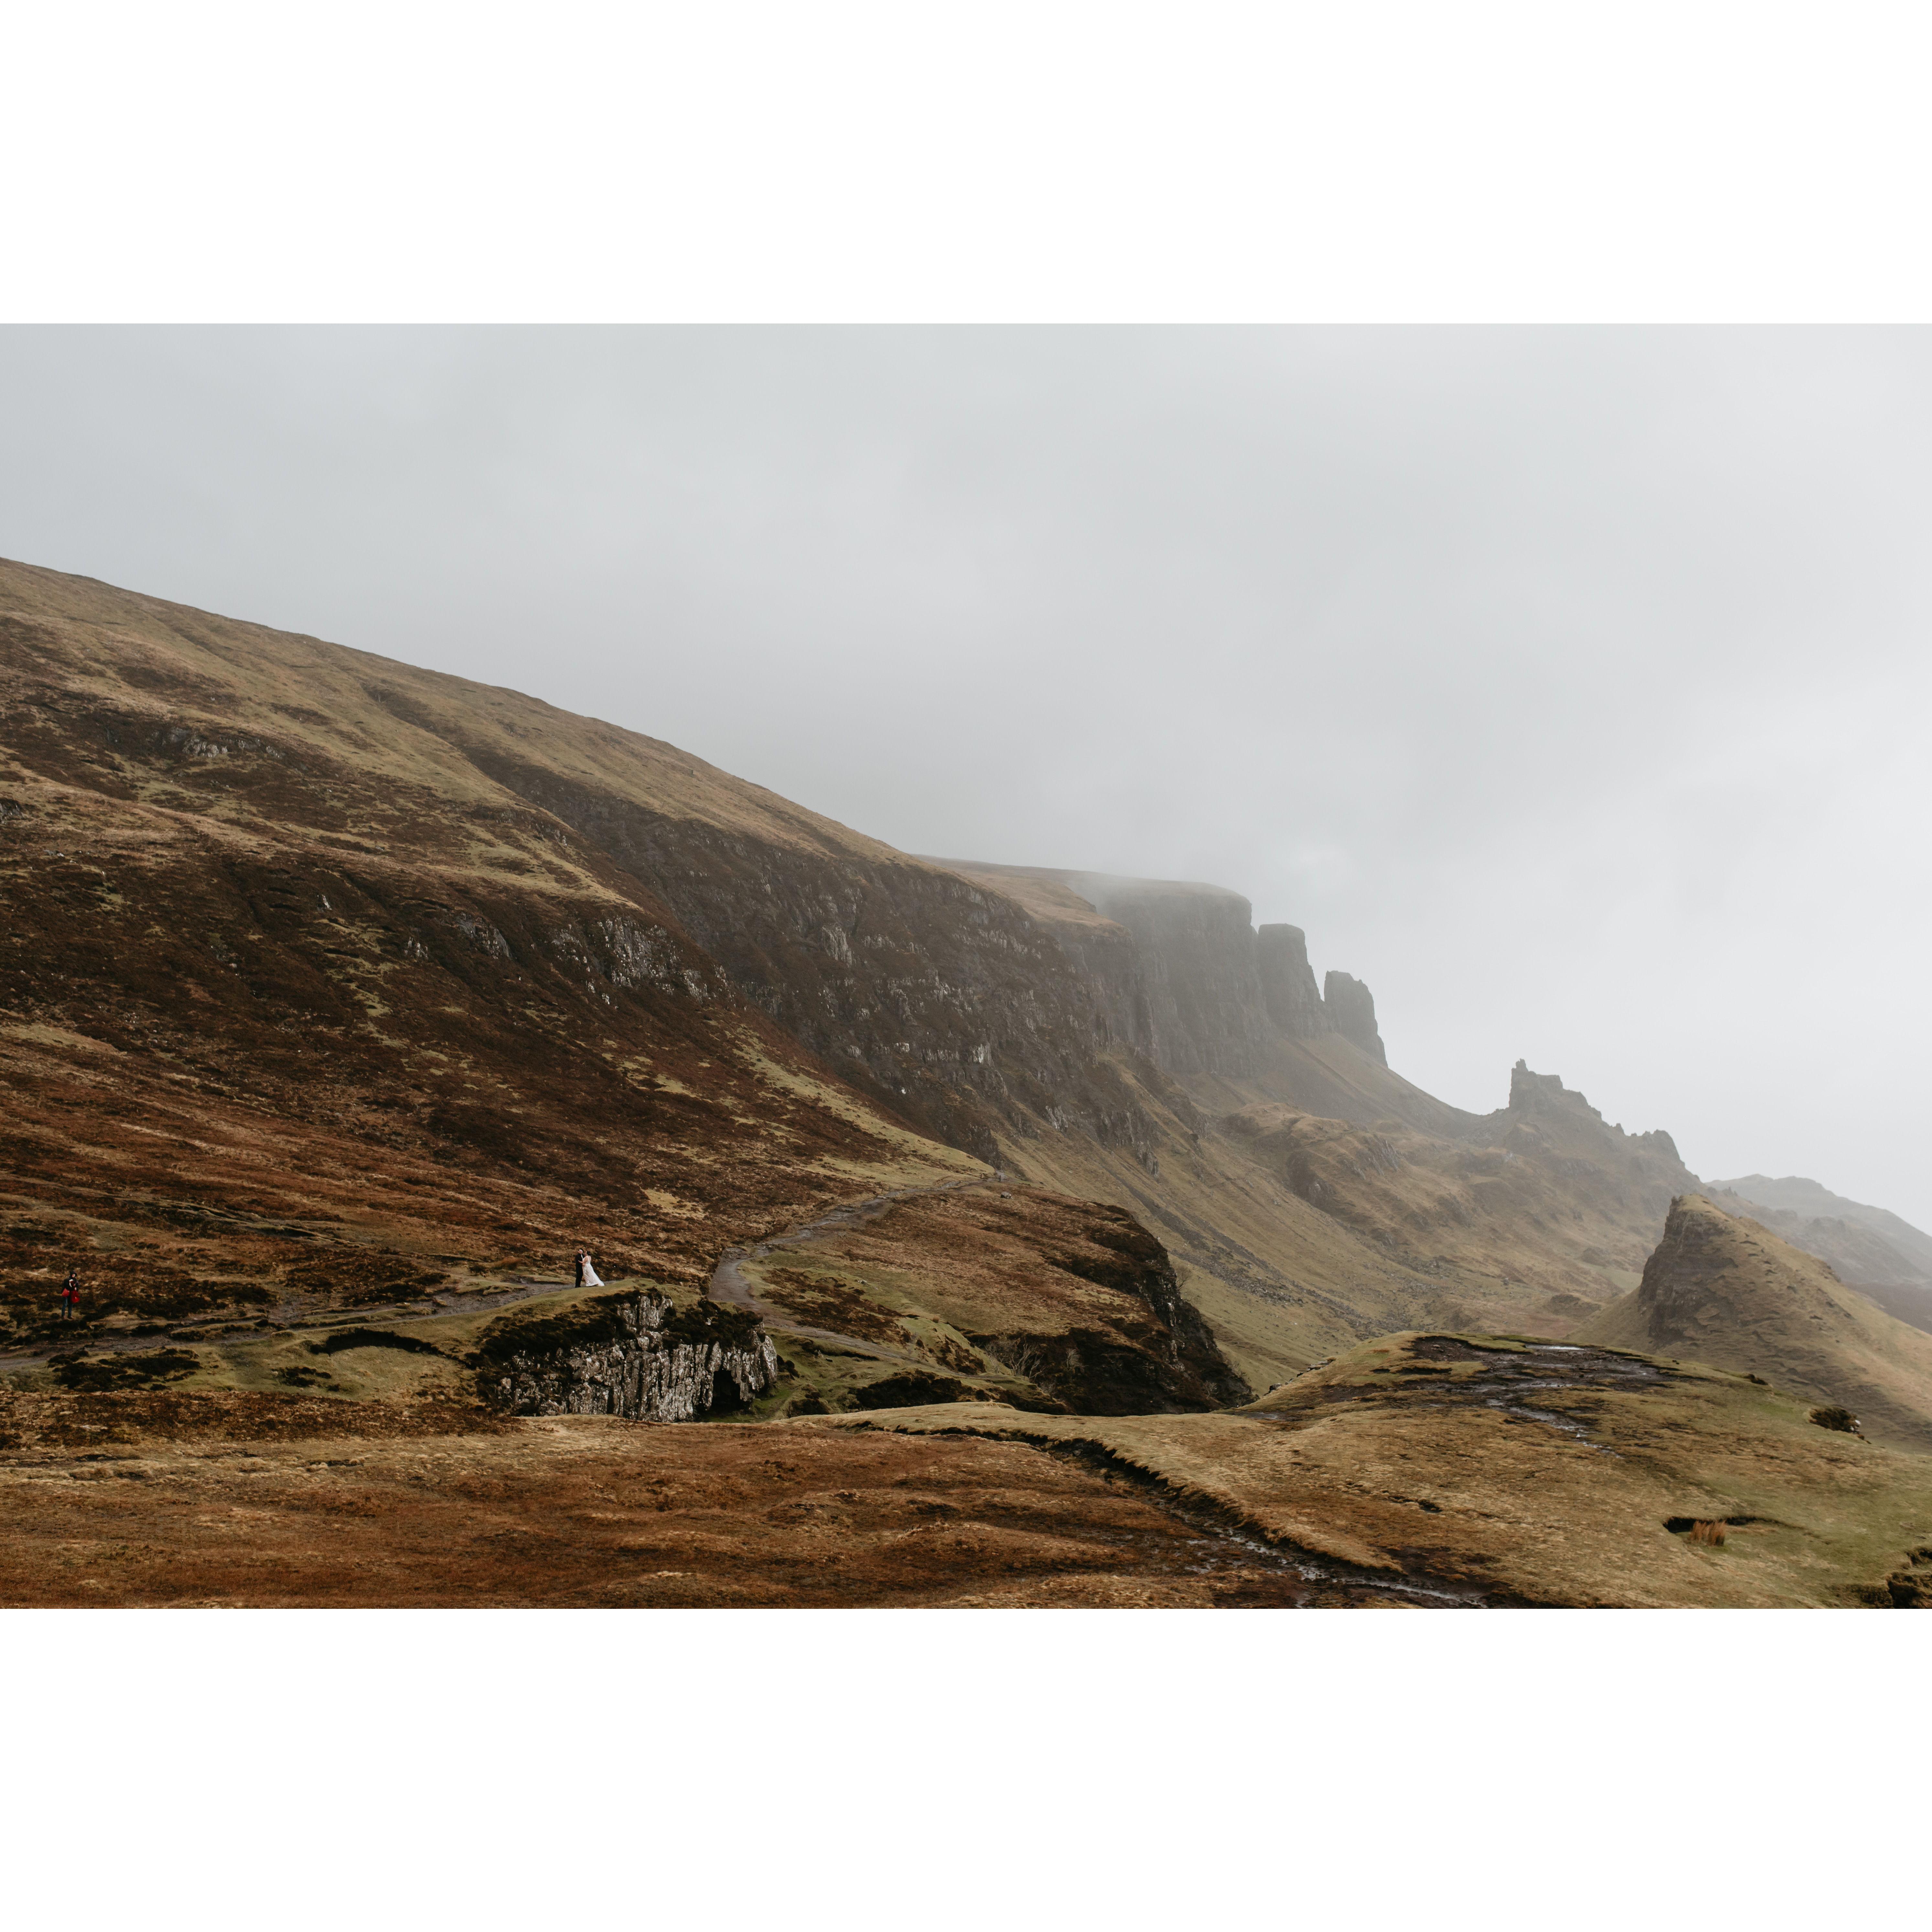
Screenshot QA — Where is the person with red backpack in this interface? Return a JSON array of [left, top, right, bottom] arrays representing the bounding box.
[[59, 1267, 81, 1322]]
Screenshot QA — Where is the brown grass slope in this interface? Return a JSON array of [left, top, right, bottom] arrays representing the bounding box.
[[1578, 1195, 1932, 1450], [0, 1404, 1328, 1609], [7, 1323, 1931, 1606], [1711, 1173, 1932, 1277], [0, 555, 1179, 1170], [0, 557, 1737, 1390], [0, 559, 1339, 1377], [0, 559, 983, 1347], [743, 1183, 1250, 1416], [1003, 1056, 1704, 1392], [813, 1331, 1932, 1608], [1702, 1181, 1932, 1337], [934, 856, 1704, 1366]]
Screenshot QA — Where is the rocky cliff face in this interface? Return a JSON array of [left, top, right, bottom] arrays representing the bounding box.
[[0, 547, 1392, 1211], [0, 558, 1001, 1328], [1064, 875, 1271, 1076], [1321, 971, 1385, 1064], [466, 768, 1179, 1170], [477, 1289, 780, 1420], [928, 862, 1389, 1085], [1257, 923, 1327, 1036]]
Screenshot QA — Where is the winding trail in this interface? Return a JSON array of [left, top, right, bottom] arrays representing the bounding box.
[[707, 1172, 997, 1368], [0, 1174, 1000, 1376]]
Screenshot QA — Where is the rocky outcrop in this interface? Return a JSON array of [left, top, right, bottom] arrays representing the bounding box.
[[476, 1289, 780, 1420], [750, 1185, 1253, 1415], [1257, 923, 1327, 1037], [1321, 971, 1385, 1064], [926, 861, 1390, 1093], [1579, 1195, 1932, 1450], [1501, 1060, 1680, 1163], [967, 1196, 1252, 1413]]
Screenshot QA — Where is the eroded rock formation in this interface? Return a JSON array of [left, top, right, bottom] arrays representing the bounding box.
[[476, 1289, 779, 1420], [749, 1185, 1252, 1415], [1321, 971, 1385, 1065], [1258, 923, 1327, 1037], [927, 861, 1389, 1083], [1580, 1195, 1932, 1449]]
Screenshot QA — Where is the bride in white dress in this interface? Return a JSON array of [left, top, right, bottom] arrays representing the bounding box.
[[576, 1249, 605, 1288]]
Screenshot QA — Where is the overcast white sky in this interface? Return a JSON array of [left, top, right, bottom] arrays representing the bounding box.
[[4, 326, 1928, 1223]]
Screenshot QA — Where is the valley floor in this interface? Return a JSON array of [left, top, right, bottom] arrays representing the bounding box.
[[9, 1323, 1932, 1608], [0, 1402, 1371, 1609]]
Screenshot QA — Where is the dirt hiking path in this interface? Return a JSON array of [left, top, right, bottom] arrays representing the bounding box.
[[0, 1174, 1001, 1376], [707, 1174, 999, 1366]]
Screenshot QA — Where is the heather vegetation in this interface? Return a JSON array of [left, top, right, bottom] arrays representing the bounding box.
[[5, 557, 1932, 1607]]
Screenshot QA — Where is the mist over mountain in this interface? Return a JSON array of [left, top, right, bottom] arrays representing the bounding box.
[[1705, 1174, 1932, 1335], [8, 554, 1932, 1611], [1711, 1174, 1932, 1277], [2, 327, 1928, 1226], [0, 556, 1713, 1348]]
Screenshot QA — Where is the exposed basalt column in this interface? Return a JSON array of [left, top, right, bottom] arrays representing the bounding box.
[[477, 1288, 779, 1420], [1257, 923, 1327, 1038], [1322, 971, 1386, 1065], [1067, 876, 1271, 1077], [933, 865, 1392, 1086]]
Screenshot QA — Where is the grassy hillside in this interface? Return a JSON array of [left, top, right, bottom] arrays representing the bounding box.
[[2, 555, 1712, 1384], [0, 556, 980, 1354], [1579, 1195, 1932, 1450], [811, 1331, 1932, 1607], [12, 1322, 1928, 1607], [738, 1182, 1250, 1414]]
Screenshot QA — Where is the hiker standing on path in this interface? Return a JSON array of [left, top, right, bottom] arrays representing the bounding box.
[[59, 1266, 81, 1322], [575, 1249, 605, 1288]]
